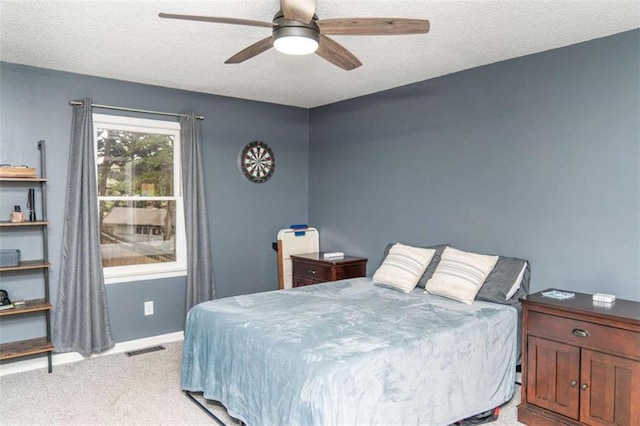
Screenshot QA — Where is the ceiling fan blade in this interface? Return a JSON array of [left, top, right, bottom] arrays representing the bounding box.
[[159, 13, 274, 28], [317, 18, 430, 35], [316, 34, 362, 71], [280, 0, 316, 24], [225, 36, 274, 64]]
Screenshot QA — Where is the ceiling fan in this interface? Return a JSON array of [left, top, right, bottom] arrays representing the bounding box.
[[159, 0, 430, 71]]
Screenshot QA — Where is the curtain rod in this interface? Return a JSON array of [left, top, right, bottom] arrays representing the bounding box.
[[68, 101, 204, 120]]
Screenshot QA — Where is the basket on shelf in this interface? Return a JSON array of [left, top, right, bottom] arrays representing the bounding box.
[[0, 166, 37, 178], [0, 249, 20, 267]]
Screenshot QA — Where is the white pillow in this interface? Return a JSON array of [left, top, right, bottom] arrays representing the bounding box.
[[425, 247, 499, 304], [505, 261, 528, 300], [372, 243, 435, 293]]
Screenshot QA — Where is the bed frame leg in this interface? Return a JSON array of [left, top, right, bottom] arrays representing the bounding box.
[[184, 390, 239, 426]]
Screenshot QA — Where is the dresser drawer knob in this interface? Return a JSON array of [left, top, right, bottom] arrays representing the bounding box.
[[309, 269, 315, 274], [570, 380, 577, 388], [581, 383, 588, 391], [572, 328, 589, 338]]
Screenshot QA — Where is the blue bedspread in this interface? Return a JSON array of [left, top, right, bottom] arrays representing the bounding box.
[[181, 278, 517, 425]]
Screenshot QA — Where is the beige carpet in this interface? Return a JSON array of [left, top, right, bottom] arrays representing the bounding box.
[[0, 341, 523, 425]]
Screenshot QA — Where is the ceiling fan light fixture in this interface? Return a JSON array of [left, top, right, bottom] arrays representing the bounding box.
[[160, 6, 431, 70], [274, 36, 318, 55], [273, 26, 319, 55]]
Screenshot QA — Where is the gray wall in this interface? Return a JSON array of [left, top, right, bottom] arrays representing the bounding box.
[[0, 63, 309, 344], [309, 30, 640, 301], [1, 28, 638, 354]]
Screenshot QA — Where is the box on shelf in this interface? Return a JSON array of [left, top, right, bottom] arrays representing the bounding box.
[[0, 249, 20, 267], [0, 166, 37, 178]]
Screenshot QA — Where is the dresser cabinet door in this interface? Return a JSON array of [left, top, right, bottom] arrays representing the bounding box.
[[580, 349, 640, 426], [527, 336, 581, 420]]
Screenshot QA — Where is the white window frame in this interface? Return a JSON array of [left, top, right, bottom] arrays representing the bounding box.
[[93, 113, 187, 284]]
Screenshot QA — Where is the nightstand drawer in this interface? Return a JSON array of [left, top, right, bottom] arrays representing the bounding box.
[[293, 277, 321, 287], [292, 261, 332, 281], [528, 311, 640, 360]]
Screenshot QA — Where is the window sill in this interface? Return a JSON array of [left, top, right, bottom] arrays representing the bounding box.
[[105, 269, 187, 284]]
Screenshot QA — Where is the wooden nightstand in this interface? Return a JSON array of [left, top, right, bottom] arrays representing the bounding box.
[[518, 290, 640, 426], [290, 253, 367, 288]]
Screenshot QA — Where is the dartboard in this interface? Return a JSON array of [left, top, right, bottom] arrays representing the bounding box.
[[239, 140, 275, 183]]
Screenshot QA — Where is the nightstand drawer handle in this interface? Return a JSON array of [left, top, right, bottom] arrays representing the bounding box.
[[572, 329, 589, 338], [309, 269, 315, 274], [570, 380, 577, 388]]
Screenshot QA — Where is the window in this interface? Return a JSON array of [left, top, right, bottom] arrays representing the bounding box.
[[93, 114, 186, 283]]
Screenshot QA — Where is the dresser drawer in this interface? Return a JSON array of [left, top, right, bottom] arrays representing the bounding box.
[[292, 261, 332, 281], [528, 311, 640, 360]]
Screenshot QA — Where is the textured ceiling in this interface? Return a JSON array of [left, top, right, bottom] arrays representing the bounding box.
[[1, 1, 639, 108]]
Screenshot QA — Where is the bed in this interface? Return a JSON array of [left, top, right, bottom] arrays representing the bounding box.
[[181, 268, 524, 425]]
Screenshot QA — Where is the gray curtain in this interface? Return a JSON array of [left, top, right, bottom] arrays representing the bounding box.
[[53, 98, 114, 357], [181, 112, 215, 314]]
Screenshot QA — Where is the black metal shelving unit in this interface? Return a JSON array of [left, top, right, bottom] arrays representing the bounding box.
[[0, 140, 53, 373]]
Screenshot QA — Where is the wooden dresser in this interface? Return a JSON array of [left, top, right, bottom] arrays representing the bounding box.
[[518, 290, 640, 426], [290, 253, 367, 288]]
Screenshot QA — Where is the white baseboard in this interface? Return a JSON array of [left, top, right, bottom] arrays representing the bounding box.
[[0, 331, 184, 377]]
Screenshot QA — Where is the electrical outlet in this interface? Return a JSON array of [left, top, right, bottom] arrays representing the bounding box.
[[144, 301, 154, 316]]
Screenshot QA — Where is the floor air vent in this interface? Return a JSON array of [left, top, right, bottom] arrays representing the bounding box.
[[125, 345, 165, 357]]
